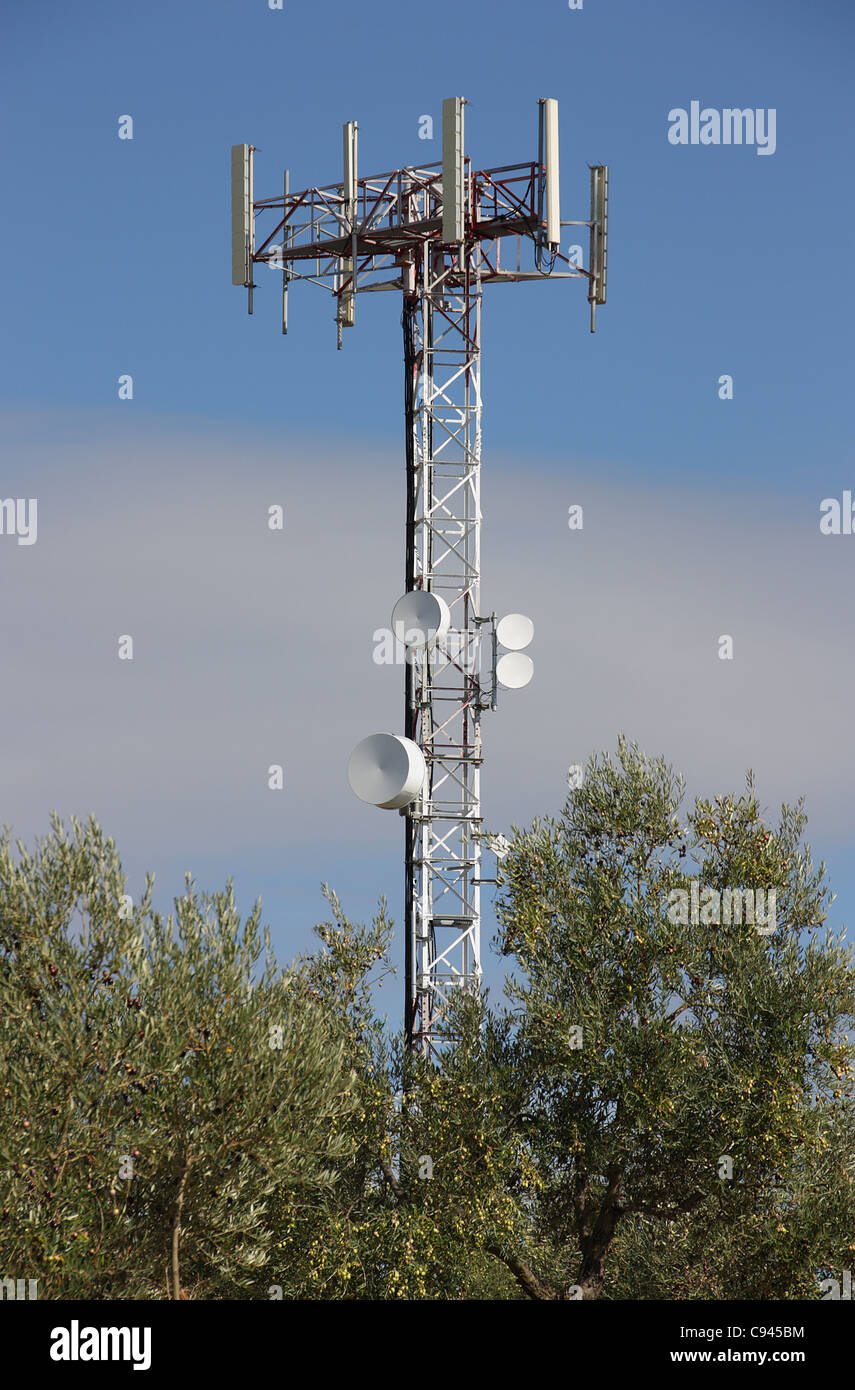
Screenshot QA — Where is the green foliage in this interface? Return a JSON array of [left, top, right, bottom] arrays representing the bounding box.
[[605, 1094, 855, 1300], [272, 991, 533, 1300], [0, 817, 362, 1298], [2, 739, 853, 1302], [485, 736, 855, 1297]]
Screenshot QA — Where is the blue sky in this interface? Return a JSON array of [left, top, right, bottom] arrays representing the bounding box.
[[1, 0, 853, 1019]]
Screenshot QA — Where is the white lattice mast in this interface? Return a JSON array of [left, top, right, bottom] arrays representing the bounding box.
[[403, 223, 485, 1053], [231, 98, 608, 1059]]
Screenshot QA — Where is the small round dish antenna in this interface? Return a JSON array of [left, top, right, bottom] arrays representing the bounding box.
[[496, 652, 534, 690], [496, 613, 534, 650], [348, 733, 426, 809]]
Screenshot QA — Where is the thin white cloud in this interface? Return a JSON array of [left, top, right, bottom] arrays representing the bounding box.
[[1, 410, 850, 882]]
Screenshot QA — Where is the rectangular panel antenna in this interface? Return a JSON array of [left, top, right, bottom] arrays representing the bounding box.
[[231, 144, 253, 286], [442, 98, 465, 244], [588, 164, 608, 331], [282, 169, 289, 335], [541, 98, 560, 248], [339, 121, 358, 331]]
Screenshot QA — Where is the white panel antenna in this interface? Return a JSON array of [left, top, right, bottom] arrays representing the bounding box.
[[442, 97, 465, 244], [281, 169, 290, 335], [339, 121, 358, 336], [540, 98, 561, 248], [589, 164, 608, 331], [231, 144, 254, 287]]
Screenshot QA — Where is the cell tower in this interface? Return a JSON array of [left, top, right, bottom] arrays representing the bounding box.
[[231, 98, 607, 1058]]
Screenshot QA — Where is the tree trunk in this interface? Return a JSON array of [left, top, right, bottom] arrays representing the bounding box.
[[170, 1157, 193, 1301], [576, 1248, 609, 1299], [574, 1169, 624, 1299]]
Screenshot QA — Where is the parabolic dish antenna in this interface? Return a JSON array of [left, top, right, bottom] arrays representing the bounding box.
[[391, 591, 451, 649], [496, 613, 534, 650], [347, 733, 426, 810], [496, 652, 534, 690]]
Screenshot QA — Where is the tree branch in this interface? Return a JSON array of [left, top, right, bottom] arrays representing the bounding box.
[[171, 1155, 194, 1301], [484, 1244, 557, 1300], [380, 1158, 406, 1203]]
